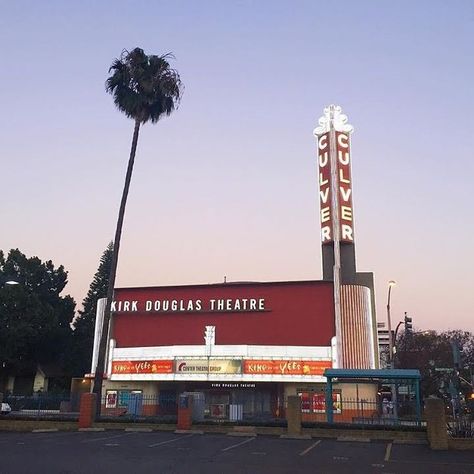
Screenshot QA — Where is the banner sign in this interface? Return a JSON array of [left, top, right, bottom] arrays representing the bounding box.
[[175, 359, 242, 374], [243, 360, 331, 376], [112, 359, 329, 376], [111, 360, 173, 375]]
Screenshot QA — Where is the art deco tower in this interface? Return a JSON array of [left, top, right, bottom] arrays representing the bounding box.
[[314, 105, 378, 369]]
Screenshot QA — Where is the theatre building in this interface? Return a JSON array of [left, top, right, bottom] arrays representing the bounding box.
[[90, 106, 379, 421]]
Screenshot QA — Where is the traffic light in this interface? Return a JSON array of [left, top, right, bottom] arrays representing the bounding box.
[[468, 392, 474, 414], [404, 312, 413, 333]]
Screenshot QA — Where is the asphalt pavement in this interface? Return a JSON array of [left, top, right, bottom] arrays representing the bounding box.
[[0, 430, 473, 474]]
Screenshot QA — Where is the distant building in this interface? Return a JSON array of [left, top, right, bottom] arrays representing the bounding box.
[[377, 322, 392, 368]]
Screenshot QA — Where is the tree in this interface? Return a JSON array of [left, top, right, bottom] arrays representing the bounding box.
[[0, 249, 75, 392], [68, 243, 113, 377], [396, 329, 474, 399], [93, 48, 183, 410]]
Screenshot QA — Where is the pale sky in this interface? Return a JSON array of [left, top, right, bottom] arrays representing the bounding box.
[[1, 0, 473, 332]]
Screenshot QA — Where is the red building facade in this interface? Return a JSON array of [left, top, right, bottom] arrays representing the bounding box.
[[92, 281, 338, 420], [112, 280, 336, 348]]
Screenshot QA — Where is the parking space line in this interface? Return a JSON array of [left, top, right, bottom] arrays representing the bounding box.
[[148, 434, 194, 448], [299, 439, 322, 456], [390, 459, 474, 468], [31, 431, 83, 439], [82, 432, 135, 443], [0, 438, 24, 444], [0, 431, 82, 443], [384, 442, 392, 462], [221, 437, 255, 452]]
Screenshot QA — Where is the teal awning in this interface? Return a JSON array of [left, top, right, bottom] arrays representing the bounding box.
[[323, 368, 421, 380]]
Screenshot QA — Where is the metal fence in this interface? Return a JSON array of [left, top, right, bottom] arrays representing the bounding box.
[[447, 413, 474, 438], [99, 394, 177, 423], [3, 393, 75, 419], [2, 392, 423, 428], [99, 393, 420, 427], [301, 397, 421, 427], [99, 391, 281, 424]]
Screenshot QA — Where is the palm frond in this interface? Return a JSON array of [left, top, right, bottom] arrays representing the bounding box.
[[105, 47, 183, 124]]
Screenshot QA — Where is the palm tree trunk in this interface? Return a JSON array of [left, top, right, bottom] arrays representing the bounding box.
[[92, 119, 141, 416]]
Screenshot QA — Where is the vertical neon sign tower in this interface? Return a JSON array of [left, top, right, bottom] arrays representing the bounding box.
[[314, 105, 376, 369], [314, 105, 356, 283]]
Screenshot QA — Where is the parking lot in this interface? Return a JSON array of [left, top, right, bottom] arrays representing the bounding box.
[[0, 430, 473, 474]]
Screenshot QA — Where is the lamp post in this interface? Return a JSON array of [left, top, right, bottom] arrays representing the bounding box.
[[386, 280, 398, 418], [386, 280, 396, 368]]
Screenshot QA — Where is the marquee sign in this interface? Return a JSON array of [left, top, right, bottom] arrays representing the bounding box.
[[318, 131, 354, 244], [210, 383, 256, 389], [315, 105, 354, 245], [336, 132, 354, 243], [111, 358, 331, 376], [111, 281, 335, 348], [318, 131, 333, 244], [111, 297, 267, 313]]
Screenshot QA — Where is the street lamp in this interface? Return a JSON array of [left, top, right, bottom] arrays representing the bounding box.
[[0, 276, 20, 286], [386, 280, 398, 418], [386, 280, 396, 368]]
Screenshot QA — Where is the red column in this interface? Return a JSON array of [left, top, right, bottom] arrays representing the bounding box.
[[177, 395, 193, 430], [78, 393, 97, 429]]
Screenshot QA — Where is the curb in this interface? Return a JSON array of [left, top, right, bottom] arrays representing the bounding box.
[[32, 428, 59, 433], [337, 436, 370, 442], [393, 439, 428, 445], [280, 434, 312, 440], [125, 428, 153, 432], [174, 429, 204, 434], [227, 432, 257, 437], [79, 428, 105, 432]]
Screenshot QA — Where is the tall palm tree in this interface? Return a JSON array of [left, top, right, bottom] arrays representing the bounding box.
[[92, 48, 182, 413]]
